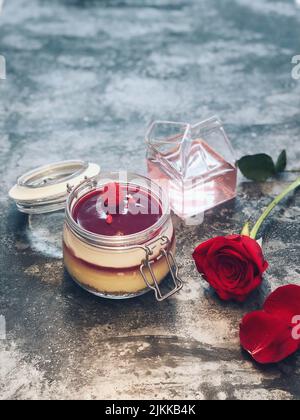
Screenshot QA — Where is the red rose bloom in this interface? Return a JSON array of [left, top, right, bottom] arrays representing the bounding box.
[[240, 285, 300, 364], [192, 235, 268, 302]]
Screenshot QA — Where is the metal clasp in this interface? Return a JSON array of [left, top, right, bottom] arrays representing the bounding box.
[[139, 236, 183, 301], [67, 176, 94, 196]]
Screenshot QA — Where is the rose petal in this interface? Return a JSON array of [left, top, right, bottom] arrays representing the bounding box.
[[192, 238, 217, 272], [212, 236, 268, 273], [206, 237, 233, 259], [214, 287, 233, 301], [219, 249, 248, 265], [193, 237, 217, 256], [240, 310, 298, 364], [240, 235, 269, 273], [263, 285, 300, 324], [229, 235, 266, 270]]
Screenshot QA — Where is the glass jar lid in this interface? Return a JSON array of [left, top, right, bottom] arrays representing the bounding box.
[[9, 160, 100, 214]]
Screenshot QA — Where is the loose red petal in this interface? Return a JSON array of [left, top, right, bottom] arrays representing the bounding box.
[[263, 285, 300, 324], [240, 310, 299, 364]]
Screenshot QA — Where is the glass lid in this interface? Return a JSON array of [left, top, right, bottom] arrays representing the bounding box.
[[9, 160, 100, 214]]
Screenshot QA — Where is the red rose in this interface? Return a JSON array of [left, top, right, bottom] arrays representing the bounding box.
[[192, 235, 268, 302], [240, 285, 300, 364]]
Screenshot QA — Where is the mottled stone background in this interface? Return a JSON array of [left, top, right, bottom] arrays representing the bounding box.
[[1, 0, 300, 400]]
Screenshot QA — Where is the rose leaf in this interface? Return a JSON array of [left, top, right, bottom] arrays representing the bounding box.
[[275, 150, 287, 174], [237, 154, 276, 182]]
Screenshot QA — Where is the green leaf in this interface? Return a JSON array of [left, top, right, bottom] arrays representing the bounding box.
[[275, 150, 287, 173], [237, 154, 276, 182]]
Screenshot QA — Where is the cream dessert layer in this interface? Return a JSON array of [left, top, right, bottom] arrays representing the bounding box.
[[63, 221, 174, 269], [63, 236, 175, 295]]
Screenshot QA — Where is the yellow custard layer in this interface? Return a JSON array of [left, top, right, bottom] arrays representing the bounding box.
[[63, 241, 175, 295], [63, 221, 175, 296]]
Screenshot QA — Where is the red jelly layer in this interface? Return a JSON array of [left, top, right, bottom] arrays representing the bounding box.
[[72, 184, 162, 236], [63, 237, 175, 273]]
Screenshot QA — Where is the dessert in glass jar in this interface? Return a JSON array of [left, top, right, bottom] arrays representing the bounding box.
[[63, 172, 182, 300]]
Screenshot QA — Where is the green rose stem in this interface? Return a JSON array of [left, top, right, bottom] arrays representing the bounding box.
[[248, 177, 300, 240]]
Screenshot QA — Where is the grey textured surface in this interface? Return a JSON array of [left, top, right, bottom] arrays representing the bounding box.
[[1, 0, 300, 400]]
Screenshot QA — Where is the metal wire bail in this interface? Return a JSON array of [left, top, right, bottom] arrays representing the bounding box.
[[139, 236, 183, 301]]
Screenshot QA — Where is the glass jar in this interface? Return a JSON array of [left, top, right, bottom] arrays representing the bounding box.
[[9, 162, 182, 301], [63, 172, 182, 300]]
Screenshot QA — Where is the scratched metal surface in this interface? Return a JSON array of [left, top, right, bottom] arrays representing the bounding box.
[[1, 0, 300, 400]]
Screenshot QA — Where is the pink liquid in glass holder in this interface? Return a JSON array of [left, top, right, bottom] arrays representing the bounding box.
[[146, 117, 237, 224]]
